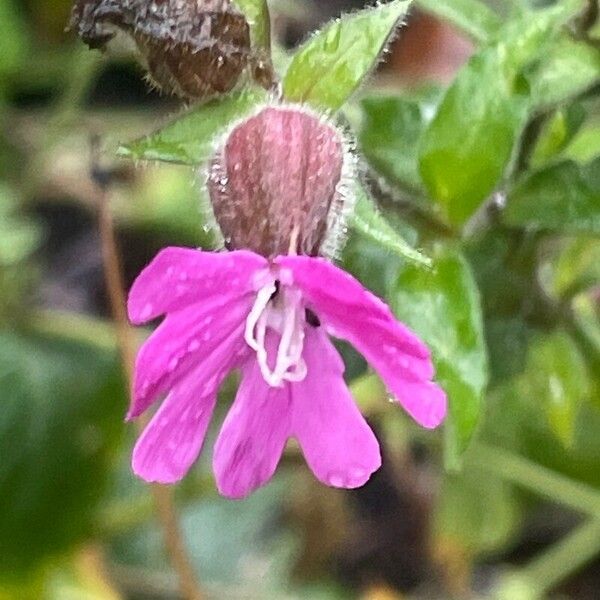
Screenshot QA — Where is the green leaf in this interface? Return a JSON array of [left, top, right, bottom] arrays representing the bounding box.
[[0, 183, 41, 266], [351, 186, 432, 268], [359, 91, 441, 192], [434, 470, 522, 557], [282, 0, 411, 111], [570, 295, 600, 408], [418, 48, 530, 225], [551, 238, 600, 299], [0, 222, 42, 265], [528, 38, 600, 110], [563, 116, 600, 164], [504, 157, 600, 233], [118, 87, 268, 164], [0, 185, 42, 323], [530, 104, 586, 168], [497, 1, 586, 72], [0, 330, 123, 577], [415, 0, 501, 43], [390, 246, 488, 467], [519, 331, 590, 447], [233, 0, 271, 49], [418, 2, 589, 226], [0, 0, 29, 80]]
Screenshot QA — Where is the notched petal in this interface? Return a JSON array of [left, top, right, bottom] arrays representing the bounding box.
[[278, 256, 448, 429], [132, 323, 249, 483], [213, 332, 292, 498], [130, 297, 250, 418], [127, 247, 267, 324], [292, 328, 381, 489]]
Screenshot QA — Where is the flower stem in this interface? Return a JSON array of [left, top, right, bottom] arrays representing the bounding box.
[[95, 170, 204, 600], [474, 445, 600, 597], [522, 518, 600, 596], [470, 443, 600, 518]]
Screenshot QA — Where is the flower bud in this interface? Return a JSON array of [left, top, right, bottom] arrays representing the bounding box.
[[208, 105, 354, 258], [69, 0, 275, 100]]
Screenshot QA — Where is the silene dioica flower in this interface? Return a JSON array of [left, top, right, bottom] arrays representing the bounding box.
[[128, 104, 447, 499]]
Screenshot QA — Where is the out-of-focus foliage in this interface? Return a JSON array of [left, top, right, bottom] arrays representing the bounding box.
[[392, 246, 488, 468], [1, 0, 600, 598], [359, 90, 441, 193], [505, 157, 600, 233], [0, 331, 123, 576], [419, 0, 592, 225], [0, 0, 28, 83], [0, 185, 41, 320]]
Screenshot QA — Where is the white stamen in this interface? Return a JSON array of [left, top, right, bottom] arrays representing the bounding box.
[[244, 279, 308, 387], [244, 281, 277, 352], [255, 310, 274, 384]]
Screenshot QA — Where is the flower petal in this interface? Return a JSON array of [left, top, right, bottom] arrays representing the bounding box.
[[388, 378, 447, 430], [292, 327, 381, 488], [213, 333, 291, 499], [277, 256, 447, 429], [128, 247, 267, 324], [132, 326, 248, 484], [130, 294, 250, 419]]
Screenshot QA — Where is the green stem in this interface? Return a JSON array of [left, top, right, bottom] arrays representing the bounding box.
[[471, 443, 600, 517], [523, 518, 600, 596], [28, 309, 149, 351], [29, 309, 119, 350]]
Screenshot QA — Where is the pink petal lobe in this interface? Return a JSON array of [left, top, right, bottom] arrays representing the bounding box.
[[132, 327, 248, 484], [391, 379, 447, 430], [213, 333, 291, 499], [277, 256, 447, 429], [128, 247, 267, 324], [292, 327, 381, 489], [129, 294, 251, 419]]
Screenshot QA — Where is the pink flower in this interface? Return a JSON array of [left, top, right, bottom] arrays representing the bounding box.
[[127, 105, 447, 498]]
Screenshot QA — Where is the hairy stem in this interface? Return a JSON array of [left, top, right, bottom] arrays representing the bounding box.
[[95, 176, 204, 600]]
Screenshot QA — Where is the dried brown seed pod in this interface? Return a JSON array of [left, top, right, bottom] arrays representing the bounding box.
[[69, 0, 275, 100]]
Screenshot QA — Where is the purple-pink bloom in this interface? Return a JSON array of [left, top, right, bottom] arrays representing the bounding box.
[[128, 249, 446, 498], [127, 104, 446, 499]]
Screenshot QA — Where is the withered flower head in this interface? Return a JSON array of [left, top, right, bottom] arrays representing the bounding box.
[[208, 105, 355, 258], [69, 0, 275, 100]]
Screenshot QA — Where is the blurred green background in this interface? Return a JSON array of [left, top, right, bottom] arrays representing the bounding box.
[[1, 0, 600, 598]]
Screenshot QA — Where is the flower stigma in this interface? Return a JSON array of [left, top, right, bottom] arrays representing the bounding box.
[[244, 279, 307, 387]]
